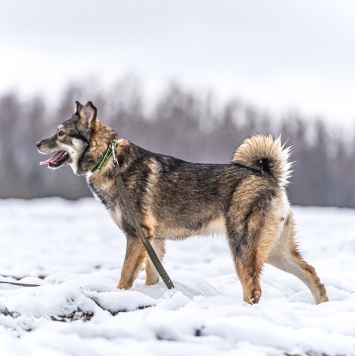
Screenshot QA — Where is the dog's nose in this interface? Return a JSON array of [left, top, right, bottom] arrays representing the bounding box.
[[36, 141, 41, 148]]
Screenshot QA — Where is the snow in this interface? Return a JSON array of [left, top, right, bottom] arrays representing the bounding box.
[[0, 198, 354, 355]]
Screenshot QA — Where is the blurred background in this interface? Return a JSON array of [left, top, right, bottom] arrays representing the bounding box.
[[1, 0, 355, 207]]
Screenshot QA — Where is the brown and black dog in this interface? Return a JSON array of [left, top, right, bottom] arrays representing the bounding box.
[[36, 101, 328, 304]]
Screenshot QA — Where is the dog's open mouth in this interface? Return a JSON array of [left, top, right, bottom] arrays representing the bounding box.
[[39, 151, 69, 168]]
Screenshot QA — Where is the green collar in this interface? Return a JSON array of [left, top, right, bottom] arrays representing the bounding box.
[[89, 141, 118, 173]]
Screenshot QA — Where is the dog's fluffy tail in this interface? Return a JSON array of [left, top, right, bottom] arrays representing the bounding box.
[[232, 135, 292, 188]]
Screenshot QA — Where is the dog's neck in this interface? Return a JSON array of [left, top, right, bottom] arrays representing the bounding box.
[[76, 120, 118, 175], [89, 141, 118, 173]]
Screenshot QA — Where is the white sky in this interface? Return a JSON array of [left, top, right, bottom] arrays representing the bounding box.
[[1, 0, 355, 127]]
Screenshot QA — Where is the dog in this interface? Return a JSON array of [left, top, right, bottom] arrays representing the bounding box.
[[36, 101, 328, 304]]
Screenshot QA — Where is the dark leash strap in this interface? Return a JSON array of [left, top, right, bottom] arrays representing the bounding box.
[[113, 158, 175, 290], [0, 281, 40, 287]]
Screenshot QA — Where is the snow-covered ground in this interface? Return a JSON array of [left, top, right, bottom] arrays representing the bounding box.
[[0, 198, 354, 356]]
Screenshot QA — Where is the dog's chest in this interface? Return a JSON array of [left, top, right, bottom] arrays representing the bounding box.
[[86, 174, 124, 229], [87, 174, 118, 211]]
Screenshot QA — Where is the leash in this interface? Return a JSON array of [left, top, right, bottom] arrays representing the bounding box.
[[91, 141, 174, 290], [0, 280, 40, 287], [111, 144, 175, 290]]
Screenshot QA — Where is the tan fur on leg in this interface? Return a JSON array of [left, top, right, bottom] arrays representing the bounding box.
[[145, 239, 166, 285], [267, 212, 328, 304], [231, 193, 289, 304], [117, 237, 146, 290]]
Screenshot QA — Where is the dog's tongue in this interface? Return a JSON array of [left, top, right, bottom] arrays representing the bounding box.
[[39, 151, 64, 165]]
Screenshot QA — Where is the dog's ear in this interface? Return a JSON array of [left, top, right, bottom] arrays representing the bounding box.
[[78, 101, 97, 127], [75, 101, 83, 114]]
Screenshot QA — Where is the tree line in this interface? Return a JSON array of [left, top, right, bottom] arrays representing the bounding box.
[[1, 76, 354, 207]]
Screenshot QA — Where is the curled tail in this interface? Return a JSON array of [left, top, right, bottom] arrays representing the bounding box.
[[232, 135, 292, 188]]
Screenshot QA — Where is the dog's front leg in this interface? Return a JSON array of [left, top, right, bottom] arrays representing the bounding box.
[[117, 236, 146, 290], [145, 238, 166, 285]]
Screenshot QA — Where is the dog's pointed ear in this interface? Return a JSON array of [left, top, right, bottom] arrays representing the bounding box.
[[79, 101, 97, 126], [75, 101, 83, 114]]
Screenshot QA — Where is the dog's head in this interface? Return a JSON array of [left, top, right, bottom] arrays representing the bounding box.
[[37, 101, 101, 174]]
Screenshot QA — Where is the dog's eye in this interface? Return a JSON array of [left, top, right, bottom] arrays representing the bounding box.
[[58, 131, 65, 137]]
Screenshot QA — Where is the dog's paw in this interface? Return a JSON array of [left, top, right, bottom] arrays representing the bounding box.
[[245, 290, 261, 305], [145, 276, 159, 286], [117, 281, 133, 290]]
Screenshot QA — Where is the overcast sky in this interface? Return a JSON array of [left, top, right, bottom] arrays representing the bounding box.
[[1, 0, 355, 127]]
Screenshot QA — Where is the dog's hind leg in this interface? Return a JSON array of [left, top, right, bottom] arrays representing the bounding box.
[[228, 211, 277, 305], [234, 250, 263, 305], [228, 193, 289, 304], [267, 212, 328, 304], [117, 235, 147, 290], [145, 238, 166, 285]]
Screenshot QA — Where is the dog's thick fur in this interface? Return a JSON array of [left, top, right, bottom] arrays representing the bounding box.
[[36, 101, 328, 304]]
